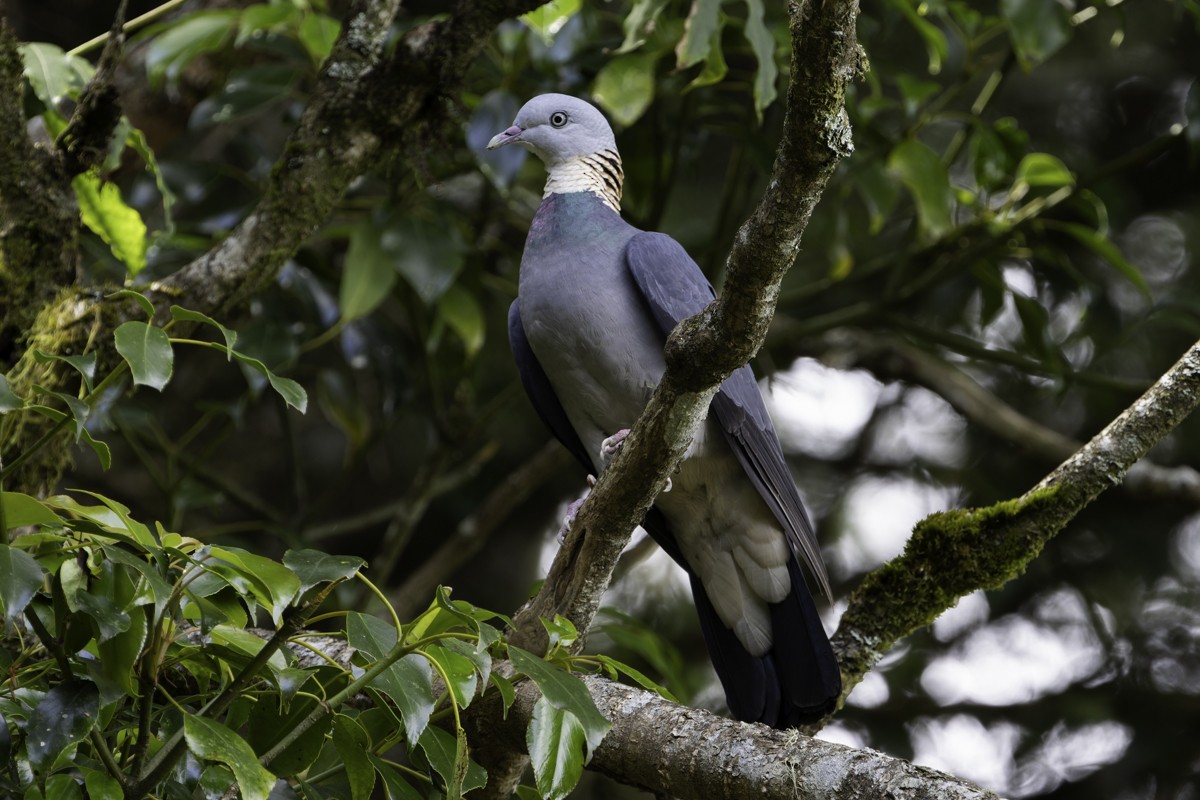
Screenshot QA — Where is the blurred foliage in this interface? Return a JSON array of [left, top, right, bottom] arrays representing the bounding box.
[[2, 0, 1200, 797]]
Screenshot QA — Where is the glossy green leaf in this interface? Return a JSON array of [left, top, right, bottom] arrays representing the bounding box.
[[207, 624, 289, 673], [125, 126, 176, 234], [75, 589, 132, 643], [593, 654, 678, 701], [184, 715, 276, 800], [108, 288, 156, 319], [332, 715, 376, 800], [171, 306, 238, 353], [508, 646, 610, 757], [490, 672, 516, 719], [887, 0, 948, 75], [437, 285, 486, 357], [227, 349, 307, 412], [115, 321, 174, 391], [209, 545, 299, 624], [0, 544, 44, 621], [2, 492, 63, 528], [73, 171, 148, 275], [31, 349, 97, 388], [424, 645, 478, 709], [541, 614, 579, 652], [687, 18, 727, 90], [283, 549, 364, 595], [250, 696, 330, 777], [521, 0, 582, 45], [1001, 0, 1071, 69], [0, 374, 22, 413], [341, 219, 399, 321], [44, 773, 83, 800], [236, 2, 297, 46], [144, 11, 238, 88], [347, 612, 434, 744], [416, 725, 487, 795], [24, 405, 112, 469], [81, 768, 122, 800], [676, 0, 721, 68], [369, 754, 425, 800], [31, 385, 89, 442], [26, 680, 99, 770], [743, 0, 778, 119], [593, 52, 657, 128], [1014, 152, 1074, 189], [528, 695, 586, 800], [299, 14, 341, 65], [887, 139, 954, 239], [96, 582, 148, 696]]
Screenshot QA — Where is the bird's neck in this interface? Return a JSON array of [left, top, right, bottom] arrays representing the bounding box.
[[543, 149, 623, 213]]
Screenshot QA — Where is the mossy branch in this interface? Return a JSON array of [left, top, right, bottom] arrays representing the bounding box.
[[828, 336, 1200, 719]]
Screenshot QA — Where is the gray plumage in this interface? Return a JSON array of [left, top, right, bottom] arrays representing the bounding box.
[[492, 93, 840, 726]]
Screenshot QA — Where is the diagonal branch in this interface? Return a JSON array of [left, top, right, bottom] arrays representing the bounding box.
[[829, 336, 1200, 714]]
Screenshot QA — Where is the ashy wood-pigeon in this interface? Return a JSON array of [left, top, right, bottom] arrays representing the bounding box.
[[489, 93, 841, 727]]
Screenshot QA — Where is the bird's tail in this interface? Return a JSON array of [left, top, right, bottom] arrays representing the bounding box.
[[691, 555, 841, 728]]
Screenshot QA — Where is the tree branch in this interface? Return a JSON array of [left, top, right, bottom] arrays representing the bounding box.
[[469, 673, 1000, 800], [830, 336, 1200, 713]]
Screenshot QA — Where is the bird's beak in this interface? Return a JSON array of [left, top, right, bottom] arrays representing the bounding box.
[[487, 125, 524, 150]]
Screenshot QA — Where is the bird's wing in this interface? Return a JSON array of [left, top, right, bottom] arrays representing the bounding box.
[[624, 232, 832, 599], [508, 299, 593, 473], [509, 298, 686, 564]]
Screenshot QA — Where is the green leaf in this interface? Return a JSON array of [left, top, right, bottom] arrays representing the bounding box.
[[209, 546, 300, 625], [26, 680, 99, 770], [45, 772, 84, 800], [541, 614, 579, 652], [332, 715, 376, 800], [2, 492, 64, 528], [369, 754, 425, 800], [114, 321, 174, 390], [236, 2, 298, 46], [1014, 152, 1074, 189], [144, 11, 238, 88], [184, 715, 276, 800], [424, 645, 478, 709], [32, 349, 98, 388], [686, 18, 727, 90], [283, 549, 364, 595], [490, 672, 516, 719], [742, 0, 778, 119], [508, 646, 611, 757], [96, 583, 148, 696], [887, 138, 954, 239], [520, 0, 582, 45], [0, 374, 22, 413], [107, 288, 156, 319], [437, 285, 486, 357], [416, 725, 487, 795], [341, 220, 399, 321], [125, 126, 176, 234], [616, 0, 671, 53], [527, 695, 586, 800], [593, 654, 678, 701], [298, 14, 341, 65], [1051, 221, 1150, 297], [31, 385, 90, 442], [18, 42, 92, 107], [171, 306, 239, 353], [676, 0, 722, 68], [1001, 0, 1071, 69], [592, 52, 657, 128], [0, 544, 44, 621], [346, 612, 434, 744], [887, 0, 948, 75], [249, 695, 330, 777], [81, 768, 122, 800], [73, 171, 148, 275], [227, 350, 308, 412]]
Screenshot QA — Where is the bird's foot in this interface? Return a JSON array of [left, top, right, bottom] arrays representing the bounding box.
[[599, 429, 630, 467], [599, 429, 671, 492], [558, 476, 597, 541]]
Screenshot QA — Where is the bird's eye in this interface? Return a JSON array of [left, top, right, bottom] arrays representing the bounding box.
[[549, 112, 569, 128]]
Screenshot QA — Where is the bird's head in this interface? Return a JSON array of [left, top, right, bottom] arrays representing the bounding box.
[[487, 93, 617, 167]]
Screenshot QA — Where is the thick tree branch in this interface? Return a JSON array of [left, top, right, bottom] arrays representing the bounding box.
[[467, 673, 999, 800], [830, 336, 1200, 713]]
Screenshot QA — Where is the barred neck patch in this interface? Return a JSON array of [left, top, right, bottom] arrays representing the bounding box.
[[543, 149, 624, 212]]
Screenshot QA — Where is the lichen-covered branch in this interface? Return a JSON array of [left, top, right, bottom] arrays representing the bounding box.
[[471, 673, 999, 800], [829, 337, 1200, 712]]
